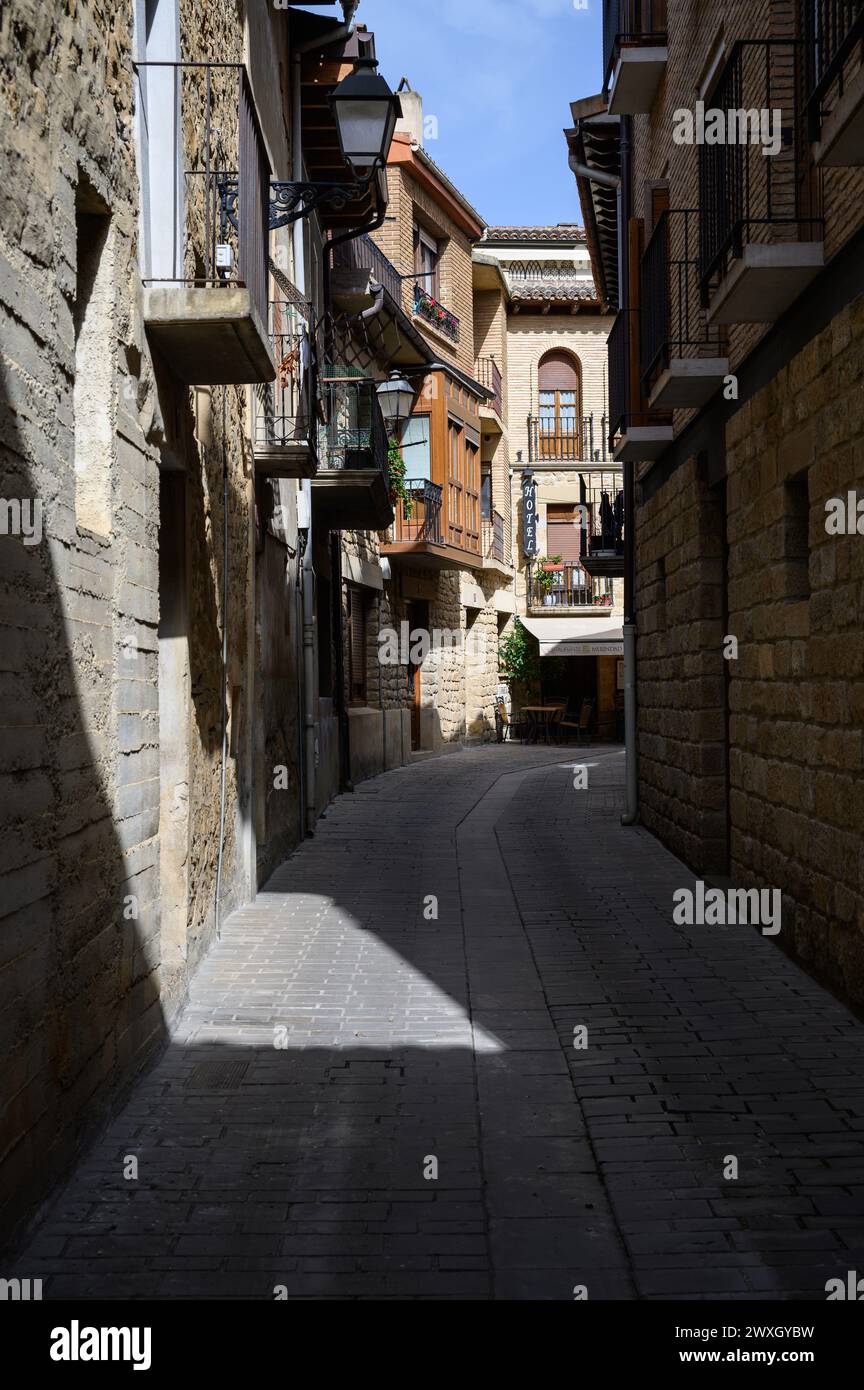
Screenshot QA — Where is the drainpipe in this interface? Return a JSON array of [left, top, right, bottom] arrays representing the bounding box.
[[291, 8, 356, 836], [618, 115, 638, 827], [569, 134, 638, 825]]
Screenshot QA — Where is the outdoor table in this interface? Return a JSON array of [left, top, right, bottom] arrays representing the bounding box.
[[521, 705, 565, 744]]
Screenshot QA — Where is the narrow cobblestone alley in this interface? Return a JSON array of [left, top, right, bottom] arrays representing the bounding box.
[[15, 747, 864, 1300]]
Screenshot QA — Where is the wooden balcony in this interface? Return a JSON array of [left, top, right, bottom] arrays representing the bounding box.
[[381, 365, 484, 571], [382, 480, 481, 571]]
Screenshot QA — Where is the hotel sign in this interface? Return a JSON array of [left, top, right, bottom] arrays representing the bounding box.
[[522, 473, 538, 557]]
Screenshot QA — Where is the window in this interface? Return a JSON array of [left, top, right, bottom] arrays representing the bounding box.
[[414, 223, 439, 299], [538, 350, 581, 459], [481, 470, 492, 521], [465, 437, 480, 545], [401, 415, 431, 482], [347, 585, 368, 704], [448, 419, 463, 543]]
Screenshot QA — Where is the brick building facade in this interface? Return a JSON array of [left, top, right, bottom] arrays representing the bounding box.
[[573, 0, 864, 1001]]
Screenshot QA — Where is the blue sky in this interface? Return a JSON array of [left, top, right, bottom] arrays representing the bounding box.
[[355, 0, 603, 227]]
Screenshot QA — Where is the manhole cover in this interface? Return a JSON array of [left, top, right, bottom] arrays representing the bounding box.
[[186, 1061, 250, 1090]]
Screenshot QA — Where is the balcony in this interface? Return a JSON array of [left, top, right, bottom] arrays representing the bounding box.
[[476, 357, 503, 425], [382, 473, 481, 571], [330, 235, 429, 368], [331, 232, 403, 314], [137, 63, 274, 385], [413, 284, 460, 343], [528, 413, 608, 464], [527, 564, 614, 612], [699, 40, 824, 324], [608, 308, 672, 461], [581, 476, 625, 580], [480, 509, 510, 575], [804, 0, 864, 166], [252, 304, 317, 478], [641, 209, 729, 410], [311, 376, 393, 530], [603, 0, 668, 115], [388, 481, 443, 545]]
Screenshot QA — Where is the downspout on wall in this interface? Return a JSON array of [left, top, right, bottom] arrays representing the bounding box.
[[290, 9, 356, 835]]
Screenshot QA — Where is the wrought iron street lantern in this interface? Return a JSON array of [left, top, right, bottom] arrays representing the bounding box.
[[266, 60, 402, 229], [376, 372, 416, 433], [330, 58, 401, 177]]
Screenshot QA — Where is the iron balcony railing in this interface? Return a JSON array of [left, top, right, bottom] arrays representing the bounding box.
[[482, 509, 506, 564], [253, 302, 317, 451], [586, 482, 625, 560], [527, 564, 614, 610], [390, 480, 443, 544], [476, 357, 503, 418], [413, 284, 460, 342], [802, 0, 864, 140], [134, 62, 270, 329], [698, 39, 823, 306], [602, 0, 668, 91], [528, 413, 608, 463], [317, 376, 389, 487], [641, 209, 726, 396], [332, 232, 403, 304]]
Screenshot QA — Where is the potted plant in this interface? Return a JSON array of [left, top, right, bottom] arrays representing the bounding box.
[[533, 554, 563, 606]]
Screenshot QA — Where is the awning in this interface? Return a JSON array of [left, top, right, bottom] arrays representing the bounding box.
[[520, 615, 624, 657]]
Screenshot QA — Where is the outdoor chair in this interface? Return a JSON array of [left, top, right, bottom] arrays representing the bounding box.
[[559, 698, 594, 746], [496, 697, 527, 744]]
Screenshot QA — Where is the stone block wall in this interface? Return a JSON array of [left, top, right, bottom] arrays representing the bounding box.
[[635, 459, 730, 875], [726, 294, 864, 1001]]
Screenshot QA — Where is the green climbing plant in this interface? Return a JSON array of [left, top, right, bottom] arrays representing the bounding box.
[[498, 617, 539, 686], [387, 437, 413, 519]]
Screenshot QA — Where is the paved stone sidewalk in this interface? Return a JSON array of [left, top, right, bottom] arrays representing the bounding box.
[[15, 746, 864, 1299]]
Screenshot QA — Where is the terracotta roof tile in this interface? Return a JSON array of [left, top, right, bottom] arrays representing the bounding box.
[[483, 224, 586, 243], [509, 280, 598, 302]]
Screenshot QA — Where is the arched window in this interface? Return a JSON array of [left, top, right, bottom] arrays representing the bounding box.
[[538, 350, 581, 459]]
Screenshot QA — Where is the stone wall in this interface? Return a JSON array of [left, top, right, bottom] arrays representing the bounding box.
[[0, 0, 167, 1246], [725, 294, 864, 1001], [0, 0, 300, 1248], [635, 459, 730, 875]]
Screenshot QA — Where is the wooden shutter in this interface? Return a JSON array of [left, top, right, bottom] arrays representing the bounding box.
[[538, 351, 580, 393], [546, 503, 583, 564]]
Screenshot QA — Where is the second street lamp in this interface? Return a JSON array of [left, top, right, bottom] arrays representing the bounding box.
[[376, 372, 416, 436]]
